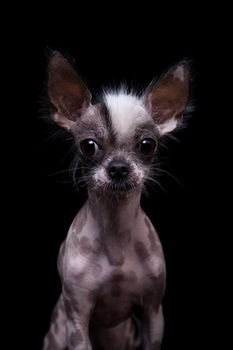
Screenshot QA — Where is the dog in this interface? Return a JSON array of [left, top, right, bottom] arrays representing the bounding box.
[[42, 51, 190, 350]]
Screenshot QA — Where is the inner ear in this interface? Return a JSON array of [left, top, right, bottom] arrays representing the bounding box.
[[48, 51, 92, 129], [144, 62, 190, 135]]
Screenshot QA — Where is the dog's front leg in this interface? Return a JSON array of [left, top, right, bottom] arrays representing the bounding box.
[[63, 290, 93, 350], [142, 304, 164, 350]]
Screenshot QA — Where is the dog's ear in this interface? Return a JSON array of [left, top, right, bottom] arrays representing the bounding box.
[[144, 62, 190, 135], [48, 51, 92, 130]]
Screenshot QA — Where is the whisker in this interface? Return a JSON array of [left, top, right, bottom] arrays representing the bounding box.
[[144, 175, 166, 194], [48, 167, 88, 177], [149, 166, 184, 189]]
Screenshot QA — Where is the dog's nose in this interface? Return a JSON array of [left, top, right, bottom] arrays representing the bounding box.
[[108, 161, 129, 180]]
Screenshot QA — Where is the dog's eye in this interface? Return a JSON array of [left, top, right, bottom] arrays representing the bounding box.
[[80, 139, 100, 157], [139, 138, 157, 156]]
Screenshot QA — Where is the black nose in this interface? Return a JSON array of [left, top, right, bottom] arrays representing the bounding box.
[[108, 161, 129, 180]]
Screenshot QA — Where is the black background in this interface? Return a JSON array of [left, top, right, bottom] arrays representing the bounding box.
[[10, 6, 226, 350]]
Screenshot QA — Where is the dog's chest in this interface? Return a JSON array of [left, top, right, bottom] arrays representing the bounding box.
[[62, 205, 165, 326], [92, 261, 148, 327], [91, 240, 165, 325]]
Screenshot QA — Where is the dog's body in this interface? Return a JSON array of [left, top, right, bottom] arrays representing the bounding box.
[[42, 52, 190, 350]]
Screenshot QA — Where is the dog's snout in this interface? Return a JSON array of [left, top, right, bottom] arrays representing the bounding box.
[[108, 161, 129, 180]]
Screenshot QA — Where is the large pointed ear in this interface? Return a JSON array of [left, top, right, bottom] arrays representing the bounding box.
[[48, 51, 92, 130], [144, 62, 190, 135]]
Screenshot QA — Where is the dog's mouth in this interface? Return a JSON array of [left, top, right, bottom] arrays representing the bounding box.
[[93, 181, 140, 201], [89, 176, 142, 197], [107, 180, 137, 192]]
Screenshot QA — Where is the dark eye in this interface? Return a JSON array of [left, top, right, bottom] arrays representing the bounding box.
[[80, 139, 100, 157], [139, 138, 157, 156]]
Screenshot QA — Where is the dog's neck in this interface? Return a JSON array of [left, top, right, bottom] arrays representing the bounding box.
[[87, 190, 142, 266], [88, 190, 141, 231]]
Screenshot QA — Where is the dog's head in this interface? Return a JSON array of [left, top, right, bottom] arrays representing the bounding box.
[[48, 52, 190, 195]]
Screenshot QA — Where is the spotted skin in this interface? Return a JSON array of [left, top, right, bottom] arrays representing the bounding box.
[[42, 295, 67, 350], [79, 236, 92, 255], [42, 54, 191, 349], [42, 198, 166, 350], [91, 263, 103, 277], [70, 330, 84, 346]]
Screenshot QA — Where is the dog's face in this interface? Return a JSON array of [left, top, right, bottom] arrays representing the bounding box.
[[48, 52, 190, 194], [70, 94, 161, 194]]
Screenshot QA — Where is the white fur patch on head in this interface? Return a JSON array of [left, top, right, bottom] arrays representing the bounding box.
[[157, 116, 178, 135], [104, 92, 151, 141]]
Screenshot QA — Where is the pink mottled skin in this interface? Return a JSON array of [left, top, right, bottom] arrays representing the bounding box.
[[42, 52, 190, 350], [59, 192, 165, 350]]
